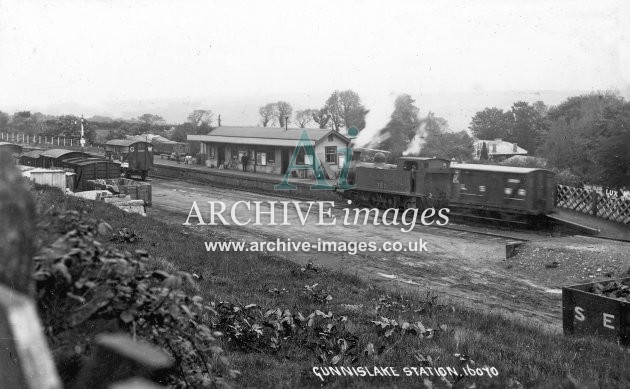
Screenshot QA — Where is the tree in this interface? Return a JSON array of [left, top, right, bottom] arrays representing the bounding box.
[[469, 107, 512, 140], [187, 110, 214, 127], [420, 130, 474, 161], [274, 101, 293, 128], [591, 102, 630, 188], [10, 111, 38, 135], [0, 111, 8, 130], [295, 109, 317, 128], [312, 108, 331, 129], [171, 123, 193, 143], [375, 94, 422, 157], [540, 92, 626, 184], [259, 103, 277, 127], [424, 111, 449, 136], [137, 114, 164, 126], [509, 101, 548, 154], [324, 90, 369, 131]]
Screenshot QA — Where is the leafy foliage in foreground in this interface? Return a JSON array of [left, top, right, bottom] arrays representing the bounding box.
[[30, 188, 630, 388], [34, 208, 236, 388]]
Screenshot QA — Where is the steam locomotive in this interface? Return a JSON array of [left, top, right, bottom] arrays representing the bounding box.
[[339, 152, 556, 222]]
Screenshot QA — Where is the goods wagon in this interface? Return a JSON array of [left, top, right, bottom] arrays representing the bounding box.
[[449, 163, 556, 218], [40, 149, 91, 168], [0, 142, 23, 155], [62, 157, 122, 191], [104, 140, 154, 180], [563, 277, 630, 345], [19, 149, 46, 167], [342, 155, 452, 210]]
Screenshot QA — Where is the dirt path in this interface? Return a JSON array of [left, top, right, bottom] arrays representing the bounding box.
[[147, 178, 601, 331]]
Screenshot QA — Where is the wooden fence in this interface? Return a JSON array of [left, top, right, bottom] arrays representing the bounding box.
[[1, 132, 82, 147], [556, 184, 630, 225]]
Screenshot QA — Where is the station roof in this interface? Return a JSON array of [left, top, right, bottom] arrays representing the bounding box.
[[188, 126, 350, 147], [398, 157, 451, 163], [451, 163, 547, 174]]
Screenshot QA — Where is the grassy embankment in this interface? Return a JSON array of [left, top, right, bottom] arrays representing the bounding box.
[[33, 186, 630, 389]]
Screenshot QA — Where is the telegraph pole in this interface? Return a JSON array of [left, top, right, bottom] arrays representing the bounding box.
[[80, 116, 86, 159]]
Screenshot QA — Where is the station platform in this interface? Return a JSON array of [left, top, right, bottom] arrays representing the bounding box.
[[153, 158, 322, 184], [151, 159, 339, 201], [550, 208, 630, 241]]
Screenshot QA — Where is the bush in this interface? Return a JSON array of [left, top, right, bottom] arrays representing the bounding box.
[[33, 209, 236, 388], [552, 168, 584, 187], [499, 156, 548, 168]]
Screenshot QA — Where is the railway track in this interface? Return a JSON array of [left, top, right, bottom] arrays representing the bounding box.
[[150, 174, 565, 245]]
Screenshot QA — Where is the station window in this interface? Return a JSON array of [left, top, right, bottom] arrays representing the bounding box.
[[257, 151, 267, 166], [266, 149, 275, 163], [325, 146, 337, 164], [297, 149, 312, 165]]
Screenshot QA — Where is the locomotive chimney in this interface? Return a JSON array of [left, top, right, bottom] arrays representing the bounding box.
[[218, 114, 221, 127]]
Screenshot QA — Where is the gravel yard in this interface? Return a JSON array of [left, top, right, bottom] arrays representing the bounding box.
[[505, 236, 630, 288]]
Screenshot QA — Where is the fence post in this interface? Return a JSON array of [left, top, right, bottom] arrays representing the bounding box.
[[0, 153, 62, 389], [0, 153, 36, 294], [591, 191, 598, 216]]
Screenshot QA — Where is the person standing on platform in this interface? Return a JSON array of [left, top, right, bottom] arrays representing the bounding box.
[[241, 153, 249, 172]]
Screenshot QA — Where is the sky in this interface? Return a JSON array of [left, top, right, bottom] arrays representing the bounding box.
[[1, 0, 629, 133]]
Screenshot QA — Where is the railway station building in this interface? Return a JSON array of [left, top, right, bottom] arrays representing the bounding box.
[[188, 126, 351, 178]]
